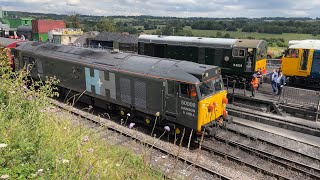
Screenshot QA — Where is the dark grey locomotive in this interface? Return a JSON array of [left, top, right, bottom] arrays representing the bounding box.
[[14, 42, 229, 135]]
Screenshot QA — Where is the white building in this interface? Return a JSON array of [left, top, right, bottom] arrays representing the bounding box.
[[48, 28, 83, 45]]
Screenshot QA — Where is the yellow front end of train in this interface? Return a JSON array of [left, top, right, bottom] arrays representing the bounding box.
[[197, 83, 228, 133], [255, 58, 267, 74], [281, 48, 314, 77]]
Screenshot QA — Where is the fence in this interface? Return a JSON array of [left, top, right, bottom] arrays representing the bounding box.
[[279, 86, 320, 108], [266, 59, 281, 74], [279, 86, 320, 121]]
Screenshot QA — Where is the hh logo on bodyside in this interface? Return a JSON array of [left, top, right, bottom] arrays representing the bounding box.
[[85, 67, 116, 99]]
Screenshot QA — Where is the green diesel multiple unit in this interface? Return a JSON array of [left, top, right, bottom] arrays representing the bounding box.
[[138, 35, 268, 84]]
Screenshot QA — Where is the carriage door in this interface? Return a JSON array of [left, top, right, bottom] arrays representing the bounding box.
[[165, 81, 178, 117], [299, 49, 309, 71], [245, 48, 255, 72]]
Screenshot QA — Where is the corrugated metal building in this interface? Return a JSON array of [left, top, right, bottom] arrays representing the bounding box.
[[89, 32, 138, 52]]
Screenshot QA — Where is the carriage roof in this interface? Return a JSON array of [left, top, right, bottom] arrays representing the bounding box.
[[0, 37, 25, 48], [138, 34, 265, 49], [289, 40, 320, 50]]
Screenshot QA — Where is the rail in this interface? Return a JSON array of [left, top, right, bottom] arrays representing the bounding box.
[[51, 99, 231, 180], [212, 132, 320, 180]]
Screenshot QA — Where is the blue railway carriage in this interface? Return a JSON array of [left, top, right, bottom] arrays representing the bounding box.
[[282, 40, 320, 88]]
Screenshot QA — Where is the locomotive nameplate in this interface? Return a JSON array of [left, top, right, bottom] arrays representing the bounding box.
[[181, 100, 196, 117]]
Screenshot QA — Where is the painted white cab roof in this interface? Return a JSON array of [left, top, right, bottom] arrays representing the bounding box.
[[289, 40, 320, 50]]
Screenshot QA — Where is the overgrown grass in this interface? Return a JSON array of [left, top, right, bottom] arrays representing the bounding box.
[[0, 48, 163, 179]]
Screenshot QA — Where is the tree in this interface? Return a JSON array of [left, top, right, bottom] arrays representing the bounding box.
[[97, 18, 117, 32], [69, 13, 81, 29], [224, 33, 231, 38], [144, 21, 156, 30], [216, 32, 222, 38]]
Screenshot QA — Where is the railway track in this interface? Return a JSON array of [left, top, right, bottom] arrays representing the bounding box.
[[201, 126, 320, 180], [227, 105, 320, 137], [51, 99, 320, 179], [50, 99, 231, 180]]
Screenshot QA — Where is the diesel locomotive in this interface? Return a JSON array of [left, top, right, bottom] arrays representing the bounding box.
[[138, 35, 268, 85], [281, 40, 320, 88], [14, 42, 230, 136]]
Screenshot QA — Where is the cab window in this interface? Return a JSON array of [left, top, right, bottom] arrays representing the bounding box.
[[214, 78, 223, 92], [199, 78, 224, 98], [232, 48, 245, 57], [180, 83, 197, 99], [285, 49, 299, 58]]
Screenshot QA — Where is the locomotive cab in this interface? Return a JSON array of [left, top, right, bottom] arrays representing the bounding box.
[[164, 65, 228, 136], [281, 40, 320, 87]]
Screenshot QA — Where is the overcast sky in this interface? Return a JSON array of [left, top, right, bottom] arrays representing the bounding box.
[[1, 0, 320, 18]]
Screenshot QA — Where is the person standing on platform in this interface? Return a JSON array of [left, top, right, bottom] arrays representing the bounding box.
[[271, 69, 278, 94], [255, 68, 263, 90], [251, 74, 259, 97], [277, 72, 286, 95]]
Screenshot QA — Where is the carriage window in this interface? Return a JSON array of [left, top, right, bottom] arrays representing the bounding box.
[[285, 49, 299, 58], [180, 83, 197, 99], [232, 48, 245, 57]]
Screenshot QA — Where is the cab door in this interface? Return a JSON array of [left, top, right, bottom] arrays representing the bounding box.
[[299, 49, 309, 71], [165, 81, 178, 117], [177, 83, 198, 129]]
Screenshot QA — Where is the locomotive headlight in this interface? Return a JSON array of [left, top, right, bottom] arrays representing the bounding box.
[[224, 56, 230, 62], [222, 97, 228, 104]]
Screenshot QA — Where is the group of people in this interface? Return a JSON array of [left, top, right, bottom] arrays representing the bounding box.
[[250, 68, 286, 97]]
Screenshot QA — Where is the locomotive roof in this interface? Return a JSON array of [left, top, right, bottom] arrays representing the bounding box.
[[289, 41, 320, 50], [138, 34, 265, 48], [0, 37, 25, 48], [16, 42, 221, 84]]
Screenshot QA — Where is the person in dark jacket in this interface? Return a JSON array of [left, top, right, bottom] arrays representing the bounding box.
[[276, 72, 286, 95], [271, 69, 278, 94]]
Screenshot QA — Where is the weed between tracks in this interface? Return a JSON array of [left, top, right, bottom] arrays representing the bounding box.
[[0, 48, 162, 179]]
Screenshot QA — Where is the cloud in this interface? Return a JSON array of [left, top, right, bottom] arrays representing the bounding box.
[[0, 0, 320, 18], [66, 0, 80, 6]]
